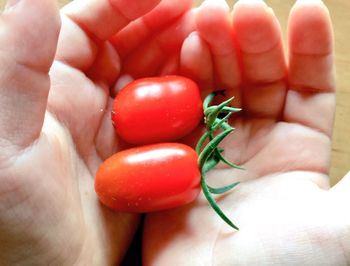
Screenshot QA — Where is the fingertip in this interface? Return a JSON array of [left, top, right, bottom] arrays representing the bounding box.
[[182, 31, 203, 51], [63, 0, 160, 42], [180, 31, 213, 83], [289, 0, 333, 54], [143, 0, 192, 29], [156, 9, 196, 52], [111, 0, 193, 59], [87, 41, 121, 87], [63, 0, 129, 41], [232, 0, 281, 53], [197, 0, 230, 30], [199, 0, 229, 9], [56, 15, 98, 71], [110, 0, 161, 20], [293, 0, 327, 8], [111, 74, 134, 97], [196, 0, 233, 55]]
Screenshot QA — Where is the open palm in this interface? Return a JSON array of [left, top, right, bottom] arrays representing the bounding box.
[[0, 0, 196, 264], [144, 1, 350, 265]]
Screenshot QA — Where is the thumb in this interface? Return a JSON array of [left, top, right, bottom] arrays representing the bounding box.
[[0, 0, 60, 153]]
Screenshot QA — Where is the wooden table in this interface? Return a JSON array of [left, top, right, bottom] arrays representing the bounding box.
[[0, 0, 348, 185]]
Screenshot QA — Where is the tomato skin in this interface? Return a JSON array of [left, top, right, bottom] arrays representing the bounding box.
[[112, 75, 203, 145], [95, 143, 201, 212]]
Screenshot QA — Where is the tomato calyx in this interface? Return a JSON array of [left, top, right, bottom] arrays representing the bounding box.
[[196, 91, 243, 230]]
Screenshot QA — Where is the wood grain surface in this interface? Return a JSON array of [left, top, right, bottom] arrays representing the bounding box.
[[0, 0, 348, 185]]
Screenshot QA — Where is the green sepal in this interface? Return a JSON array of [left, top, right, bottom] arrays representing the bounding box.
[[198, 128, 234, 169], [205, 106, 241, 117], [222, 106, 242, 113], [201, 174, 239, 230], [205, 96, 235, 126], [203, 92, 216, 110], [202, 155, 221, 173], [214, 149, 244, 170], [213, 114, 234, 131], [203, 90, 226, 110], [196, 90, 243, 230], [208, 181, 240, 194]]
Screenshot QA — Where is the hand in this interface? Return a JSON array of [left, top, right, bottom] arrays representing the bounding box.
[[0, 0, 195, 264], [143, 1, 350, 265]]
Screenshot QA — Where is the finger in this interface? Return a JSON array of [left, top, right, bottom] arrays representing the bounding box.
[[111, 74, 134, 97], [95, 98, 131, 160], [284, 0, 335, 136], [232, 0, 287, 119], [196, 0, 241, 105], [62, 0, 161, 40], [86, 41, 121, 87], [122, 10, 195, 78], [56, 0, 160, 70], [159, 54, 180, 76], [55, 15, 98, 71], [180, 32, 214, 98], [0, 0, 60, 149], [48, 61, 107, 157], [110, 0, 192, 58]]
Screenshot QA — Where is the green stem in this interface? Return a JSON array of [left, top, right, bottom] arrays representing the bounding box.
[[206, 97, 235, 126], [213, 115, 233, 131], [198, 128, 233, 169], [196, 90, 243, 230], [203, 92, 216, 110], [195, 131, 210, 154], [204, 106, 241, 117], [202, 155, 220, 173], [201, 172, 239, 230]]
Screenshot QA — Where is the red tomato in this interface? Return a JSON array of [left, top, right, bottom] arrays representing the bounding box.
[[95, 143, 201, 212], [112, 75, 203, 145]]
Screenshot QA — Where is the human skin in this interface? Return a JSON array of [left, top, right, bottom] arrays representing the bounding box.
[[0, 0, 349, 265], [143, 0, 350, 265], [0, 0, 194, 264]]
